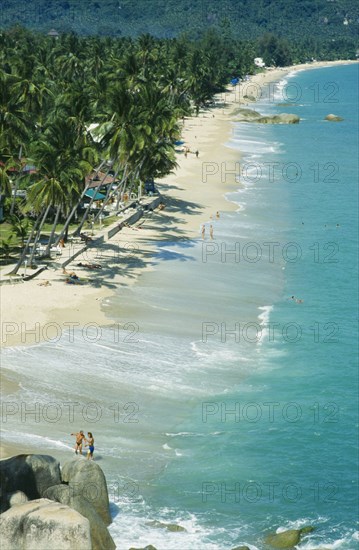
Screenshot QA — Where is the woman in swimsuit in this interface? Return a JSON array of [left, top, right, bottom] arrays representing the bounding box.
[[85, 432, 95, 460]]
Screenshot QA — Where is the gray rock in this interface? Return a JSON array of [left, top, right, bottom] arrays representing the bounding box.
[[146, 520, 186, 532], [234, 108, 262, 121], [265, 526, 314, 548], [257, 113, 300, 124], [43, 483, 71, 505], [0, 454, 61, 511], [61, 458, 112, 525], [9, 490, 28, 507], [71, 495, 116, 550], [231, 546, 250, 550], [129, 546, 158, 550], [44, 483, 116, 549], [325, 113, 343, 121], [0, 498, 91, 549]]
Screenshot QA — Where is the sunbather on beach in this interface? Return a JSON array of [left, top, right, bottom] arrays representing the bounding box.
[[77, 262, 102, 269], [62, 268, 79, 278], [38, 280, 51, 286], [65, 277, 83, 285]]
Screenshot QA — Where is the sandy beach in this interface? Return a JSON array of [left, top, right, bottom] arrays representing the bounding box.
[[0, 58, 357, 458]]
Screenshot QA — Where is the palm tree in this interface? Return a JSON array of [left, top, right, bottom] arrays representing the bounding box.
[[0, 72, 30, 158]]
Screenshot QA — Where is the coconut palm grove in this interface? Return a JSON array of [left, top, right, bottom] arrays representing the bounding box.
[[0, 20, 357, 269]]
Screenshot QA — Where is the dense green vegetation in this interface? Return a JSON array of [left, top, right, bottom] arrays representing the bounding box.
[[0, 0, 357, 271], [0, 27, 258, 271], [0, 0, 358, 44]]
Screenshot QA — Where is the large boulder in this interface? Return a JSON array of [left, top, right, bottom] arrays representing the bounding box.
[[234, 108, 262, 121], [232, 547, 250, 550], [61, 459, 111, 525], [0, 498, 91, 550], [325, 113, 343, 122], [265, 526, 314, 548], [0, 454, 61, 512], [129, 546, 157, 550], [44, 484, 115, 550]]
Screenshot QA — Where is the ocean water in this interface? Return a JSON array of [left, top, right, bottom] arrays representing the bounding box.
[[1, 64, 358, 549]]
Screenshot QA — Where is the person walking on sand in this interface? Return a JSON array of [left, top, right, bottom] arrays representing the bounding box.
[[84, 432, 95, 460], [201, 224, 205, 239], [216, 211, 220, 219], [210, 225, 214, 239], [71, 431, 85, 454], [195, 149, 199, 158]]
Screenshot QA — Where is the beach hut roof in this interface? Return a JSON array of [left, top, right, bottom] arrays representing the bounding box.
[[85, 189, 106, 201]]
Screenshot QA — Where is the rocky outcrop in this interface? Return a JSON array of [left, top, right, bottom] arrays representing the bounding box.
[[0, 498, 91, 550], [61, 458, 112, 526], [325, 113, 343, 121], [44, 485, 115, 550], [265, 526, 314, 548], [129, 546, 158, 550], [231, 546, 250, 550], [257, 113, 300, 124], [234, 108, 262, 121], [234, 108, 299, 124], [0, 454, 61, 512], [1, 454, 115, 549]]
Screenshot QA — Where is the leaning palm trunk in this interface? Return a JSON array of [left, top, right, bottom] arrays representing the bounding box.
[[74, 166, 112, 236], [8, 209, 44, 275], [114, 164, 129, 211], [54, 161, 107, 246], [44, 205, 61, 256], [92, 167, 122, 223], [27, 204, 52, 266]]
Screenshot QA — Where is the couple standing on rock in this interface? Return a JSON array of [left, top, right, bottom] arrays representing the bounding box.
[[71, 431, 95, 460]]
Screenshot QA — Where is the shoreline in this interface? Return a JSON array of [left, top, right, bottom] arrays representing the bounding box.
[[0, 58, 357, 458]]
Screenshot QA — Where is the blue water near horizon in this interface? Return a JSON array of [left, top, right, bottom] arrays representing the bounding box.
[[1, 64, 358, 549]]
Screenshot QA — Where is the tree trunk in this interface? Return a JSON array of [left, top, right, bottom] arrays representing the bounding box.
[[44, 205, 61, 256], [92, 168, 121, 223], [74, 166, 112, 236], [8, 210, 43, 275], [54, 160, 107, 245], [27, 204, 51, 266]]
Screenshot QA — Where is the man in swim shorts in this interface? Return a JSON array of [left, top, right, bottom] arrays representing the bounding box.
[[71, 431, 85, 454]]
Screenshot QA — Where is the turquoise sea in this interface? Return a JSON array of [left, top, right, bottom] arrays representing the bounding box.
[[1, 63, 358, 549]]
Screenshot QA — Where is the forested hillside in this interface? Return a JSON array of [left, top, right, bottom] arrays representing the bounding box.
[[0, 0, 358, 43]]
